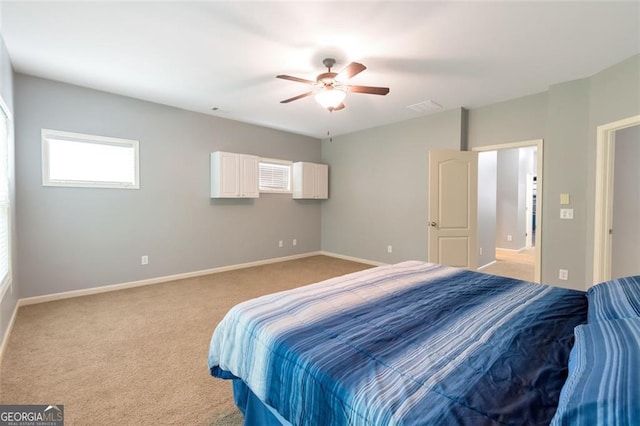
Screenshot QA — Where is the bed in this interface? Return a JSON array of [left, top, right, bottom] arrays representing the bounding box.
[[208, 261, 640, 425]]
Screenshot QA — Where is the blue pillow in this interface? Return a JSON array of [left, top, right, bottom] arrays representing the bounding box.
[[587, 276, 640, 322], [551, 318, 640, 425]]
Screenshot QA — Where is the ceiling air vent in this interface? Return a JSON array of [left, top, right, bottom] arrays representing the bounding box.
[[406, 100, 443, 114]]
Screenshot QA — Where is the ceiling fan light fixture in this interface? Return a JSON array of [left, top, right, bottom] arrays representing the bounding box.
[[314, 87, 346, 109]]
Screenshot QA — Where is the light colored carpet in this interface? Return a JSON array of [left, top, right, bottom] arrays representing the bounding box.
[[0, 255, 372, 425], [481, 248, 536, 282]]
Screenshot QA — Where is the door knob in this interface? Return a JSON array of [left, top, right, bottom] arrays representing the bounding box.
[[429, 222, 437, 227]]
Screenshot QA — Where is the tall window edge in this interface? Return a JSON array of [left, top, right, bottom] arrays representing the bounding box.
[[0, 97, 12, 297], [0, 272, 12, 300]]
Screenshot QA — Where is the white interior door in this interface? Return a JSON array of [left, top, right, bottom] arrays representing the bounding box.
[[428, 150, 478, 270]]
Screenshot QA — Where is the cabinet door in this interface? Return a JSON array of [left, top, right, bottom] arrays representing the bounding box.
[[211, 151, 240, 198], [211, 152, 259, 198], [293, 161, 329, 199], [292, 162, 316, 199], [240, 155, 259, 198], [314, 164, 329, 199]]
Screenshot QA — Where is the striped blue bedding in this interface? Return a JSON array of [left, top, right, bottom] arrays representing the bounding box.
[[208, 261, 587, 425], [587, 275, 640, 322], [551, 318, 640, 425], [551, 276, 640, 425]]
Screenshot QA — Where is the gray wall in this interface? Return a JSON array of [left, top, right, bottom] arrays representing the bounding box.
[[0, 31, 17, 349], [467, 92, 548, 148], [15, 74, 322, 298], [321, 108, 463, 264], [542, 78, 590, 290], [320, 54, 638, 291], [496, 149, 522, 250], [477, 151, 496, 267], [611, 125, 640, 278], [585, 55, 640, 285], [467, 55, 639, 290], [10, 52, 640, 302]]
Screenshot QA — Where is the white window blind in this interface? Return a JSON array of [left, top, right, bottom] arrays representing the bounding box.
[[0, 105, 11, 292], [259, 159, 292, 193], [42, 129, 140, 189]]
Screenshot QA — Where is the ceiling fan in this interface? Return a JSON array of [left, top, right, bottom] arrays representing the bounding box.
[[277, 58, 390, 112]]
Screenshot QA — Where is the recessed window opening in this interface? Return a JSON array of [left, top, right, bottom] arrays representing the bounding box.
[[259, 158, 292, 193]]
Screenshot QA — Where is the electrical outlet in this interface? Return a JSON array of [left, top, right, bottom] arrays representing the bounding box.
[[387, 245, 393, 253], [293, 239, 297, 246], [278, 240, 283, 248], [479, 247, 483, 256], [141, 255, 149, 265], [559, 269, 569, 280], [507, 235, 513, 242]]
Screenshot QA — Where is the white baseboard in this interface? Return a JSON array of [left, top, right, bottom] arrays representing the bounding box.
[[19, 251, 323, 307], [496, 247, 528, 253], [477, 260, 497, 271], [320, 251, 387, 267], [0, 300, 19, 363]]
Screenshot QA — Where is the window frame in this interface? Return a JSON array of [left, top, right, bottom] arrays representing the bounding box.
[[258, 157, 293, 194], [0, 96, 12, 298], [41, 129, 140, 189]]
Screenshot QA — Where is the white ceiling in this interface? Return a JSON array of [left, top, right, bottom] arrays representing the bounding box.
[[2, 1, 639, 139]]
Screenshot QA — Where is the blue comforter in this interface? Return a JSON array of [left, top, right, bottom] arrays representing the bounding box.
[[209, 261, 587, 425]]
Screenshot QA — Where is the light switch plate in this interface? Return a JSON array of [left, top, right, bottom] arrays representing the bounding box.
[[560, 193, 570, 205], [560, 208, 574, 219]]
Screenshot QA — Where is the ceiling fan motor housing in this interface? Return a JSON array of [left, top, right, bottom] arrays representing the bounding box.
[[317, 72, 338, 84], [322, 58, 337, 70], [277, 57, 389, 108]]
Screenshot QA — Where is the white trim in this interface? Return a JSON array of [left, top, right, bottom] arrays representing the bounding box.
[[0, 99, 12, 296], [0, 299, 19, 363], [472, 139, 543, 283], [0, 278, 8, 300], [477, 260, 497, 271], [593, 115, 640, 285], [472, 139, 541, 152], [0, 96, 12, 122], [320, 251, 388, 267], [19, 252, 322, 306], [496, 247, 528, 253]]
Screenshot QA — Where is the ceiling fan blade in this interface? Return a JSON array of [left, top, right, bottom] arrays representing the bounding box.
[[280, 91, 314, 103], [349, 85, 390, 96], [276, 74, 315, 85], [336, 62, 366, 81], [328, 103, 346, 112]]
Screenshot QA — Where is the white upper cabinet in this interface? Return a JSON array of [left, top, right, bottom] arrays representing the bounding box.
[[211, 151, 259, 198], [292, 162, 328, 199]]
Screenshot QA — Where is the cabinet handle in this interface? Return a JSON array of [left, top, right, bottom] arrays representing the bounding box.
[[429, 222, 437, 227]]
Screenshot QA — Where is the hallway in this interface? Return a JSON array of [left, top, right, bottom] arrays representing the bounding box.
[[480, 248, 536, 282]]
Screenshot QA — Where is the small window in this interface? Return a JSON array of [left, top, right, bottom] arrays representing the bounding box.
[[42, 129, 139, 189], [259, 158, 292, 193]]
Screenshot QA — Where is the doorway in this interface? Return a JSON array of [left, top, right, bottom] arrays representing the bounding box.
[[593, 115, 640, 283], [473, 140, 543, 283]]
